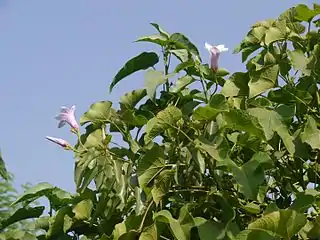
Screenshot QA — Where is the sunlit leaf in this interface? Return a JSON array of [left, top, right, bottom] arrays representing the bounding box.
[[110, 52, 159, 92]]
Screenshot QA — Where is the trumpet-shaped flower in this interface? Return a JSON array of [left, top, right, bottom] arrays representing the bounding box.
[[204, 42, 228, 71], [55, 105, 79, 130], [46, 136, 70, 149]]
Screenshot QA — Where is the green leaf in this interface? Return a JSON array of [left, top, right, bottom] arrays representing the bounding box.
[[46, 206, 73, 238], [150, 23, 170, 38], [12, 182, 53, 205], [72, 199, 93, 221], [151, 170, 174, 205], [234, 229, 278, 240], [248, 65, 279, 98], [295, 4, 320, 22], [248, 108, 295, 155], [195, 137, 229, 163], [222, 109, 265, 139], [300, 115, 320, 150], [154, 210, 187, 240], [0, 151, 9, 181], [193, 106, 223, 121], [0, 206, 45, 230], [80, 101, 115, 126], [287, 49, 311, 76], [264, 27, 286, 45], [110, 52, 159, 92], [137, 145, 166, 189], [135, 35, 168, 46], [170, 75, 193, 93], [144, 70, 168, 100], [227, 157, 266, 200], [169, 33, 200, 60], [248, 209, 307, 239], [139, 224, 158, 240], [120, 89, 147, 110], [221, 72, 249, 97], [170, 49, 190, 62], [144, 106, 182, 143]]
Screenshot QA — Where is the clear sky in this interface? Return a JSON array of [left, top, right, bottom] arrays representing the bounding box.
[[0, 0, 314, 194]]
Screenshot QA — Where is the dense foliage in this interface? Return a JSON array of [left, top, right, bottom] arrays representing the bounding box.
[[1, 3, 320, 240]]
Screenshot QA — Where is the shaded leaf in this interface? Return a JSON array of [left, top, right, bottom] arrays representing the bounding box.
[[248, 108, 295, 155], [169, 33, 200, 60], [120, 89, 147, 110], [248, 209, 307, 239], [12, 182, 53, 205]]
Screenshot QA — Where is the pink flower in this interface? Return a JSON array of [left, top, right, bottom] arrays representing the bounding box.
[[46, 136, 70, 148], [204, 42, 228, 71], [55, 105, 79, 130]]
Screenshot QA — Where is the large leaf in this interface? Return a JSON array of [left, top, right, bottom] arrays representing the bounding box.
[[12, 182, 53, 205], [234, 230, 278, 240], [144, 70, 168, 100], [248, 65, 279, 98], [169, 33, 200, 60], [221, 72, 249, 97], [264, 27, 286, 45], [137, 145, 166, 189], [300, 115, 320, 150], [110, 52, 159, 92], [248, 108, 295, 155], [0, 206, 45, 230], [144, 106, 182, 143], [248, 209, 307, 239], [227, 156, 267, 200], [80, 101, 115, 126], [287, 49, 311, 76], [221, 109, 265, 139], [295, 4, 320, 22]]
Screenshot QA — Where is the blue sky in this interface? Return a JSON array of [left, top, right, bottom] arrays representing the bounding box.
[[0, 0, 314, 194]]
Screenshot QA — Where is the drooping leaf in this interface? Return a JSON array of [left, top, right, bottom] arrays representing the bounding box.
[[0, 206, 45, 230], [248, 209, 307, 239], [248, 108, 295, 154], [110, 52, 159, 92], [234, 229, 278, 240], [12, 182, 54, 205], [144, 106, 182, 143], [300, 115, 320, 150]]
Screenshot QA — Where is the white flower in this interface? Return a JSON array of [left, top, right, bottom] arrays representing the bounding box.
[[204, 42, 228, 71]]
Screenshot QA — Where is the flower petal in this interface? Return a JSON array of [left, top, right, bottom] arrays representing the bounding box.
[[58, 120, 67, 128], [216, 45, 228, 52], [204, 42, 213, 52]]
